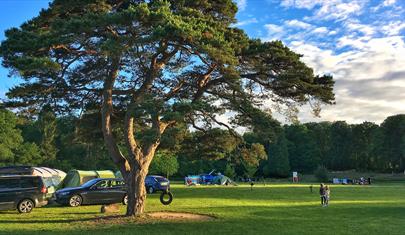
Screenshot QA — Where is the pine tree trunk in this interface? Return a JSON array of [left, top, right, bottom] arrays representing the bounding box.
[[126, 165, 147, 216]]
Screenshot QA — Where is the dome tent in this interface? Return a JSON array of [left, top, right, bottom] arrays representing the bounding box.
[[212, 175, 237, 186], [58, 170, 115, 189]]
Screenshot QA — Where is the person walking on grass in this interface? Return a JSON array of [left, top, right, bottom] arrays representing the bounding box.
[[324, 185, 330, 206], [319, 183, 326, 206]]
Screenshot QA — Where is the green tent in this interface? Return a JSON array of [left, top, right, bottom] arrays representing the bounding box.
[[58, 170, 115, 189]]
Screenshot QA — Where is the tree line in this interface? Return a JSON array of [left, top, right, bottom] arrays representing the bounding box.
[[1, 108, 404, 177]]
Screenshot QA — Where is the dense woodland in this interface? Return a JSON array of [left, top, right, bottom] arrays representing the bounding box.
[[1, 108, 404, 177]]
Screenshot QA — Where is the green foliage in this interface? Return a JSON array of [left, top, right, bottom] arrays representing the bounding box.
[[379, 114, 405, 172], [314, 165, 329, 182], [180, 129, 240, 160], [224, 163, 236, 178], [37, 107, 58, 163], [0, 109, 23, 165], [238, 143, 267, 177], [149, 151, 179, 178], [0, 109, 42, 166], [14, 143, 42, 165], [265, 130, 290, 177], [285, 124, 319, 173], [327, 121, 353, 170]]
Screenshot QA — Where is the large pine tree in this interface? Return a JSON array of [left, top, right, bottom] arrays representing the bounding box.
[[0, 0, 334, 216]]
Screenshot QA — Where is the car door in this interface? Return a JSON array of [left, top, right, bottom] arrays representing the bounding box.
[[85, 180, 111, 204], [0, 178, 19, 210], [107, 180, 126, 204]]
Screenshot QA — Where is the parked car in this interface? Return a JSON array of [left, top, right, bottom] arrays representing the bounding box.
[[145, 175, 170, 194], [0, 175, 50, 213], [55, 178, 128, 207]]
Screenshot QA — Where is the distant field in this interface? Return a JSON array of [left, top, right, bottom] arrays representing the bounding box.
[[0, 182, 404, 235]]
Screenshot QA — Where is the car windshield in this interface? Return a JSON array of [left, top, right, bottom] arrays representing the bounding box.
[[154, 177, 167, 182], [80, 178, 100, 188]]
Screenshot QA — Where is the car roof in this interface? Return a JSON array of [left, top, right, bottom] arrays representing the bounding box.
[[147, 175, 164, 178], [0, 175, 41, 178], [93, 178, 123, 181]]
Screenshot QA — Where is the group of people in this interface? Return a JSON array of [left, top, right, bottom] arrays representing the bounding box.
[[319, 184, 330, 207]]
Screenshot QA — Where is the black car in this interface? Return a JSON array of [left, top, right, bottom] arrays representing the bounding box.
[[0, 176, 49, 213], [55, 178, 127, 207]]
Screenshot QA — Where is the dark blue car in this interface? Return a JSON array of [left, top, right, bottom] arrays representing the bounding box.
[[145, 175, 170, 194]]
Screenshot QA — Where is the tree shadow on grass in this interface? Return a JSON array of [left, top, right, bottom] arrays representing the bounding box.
[[0, 215, 124, 224], [58, 212, 101, 215]]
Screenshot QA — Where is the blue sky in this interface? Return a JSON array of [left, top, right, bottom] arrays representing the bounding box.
[[1, 0, 404, 124]]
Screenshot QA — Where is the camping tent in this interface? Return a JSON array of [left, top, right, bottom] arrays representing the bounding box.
[[212, 175, 237, 186], [0, 166, 67, 195], [0, 166, 66, 187], [58, 170, 115, 189], [32, 167, 66, 186]]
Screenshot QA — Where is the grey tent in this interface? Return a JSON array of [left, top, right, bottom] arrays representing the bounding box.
[[212, 175, 237, 186]]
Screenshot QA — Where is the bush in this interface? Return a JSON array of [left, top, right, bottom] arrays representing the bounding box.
[[314, 165, 329, 182]]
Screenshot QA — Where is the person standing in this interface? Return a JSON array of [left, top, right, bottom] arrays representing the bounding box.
[[319, 183, 326, 206], [324, 185, 330, 206]]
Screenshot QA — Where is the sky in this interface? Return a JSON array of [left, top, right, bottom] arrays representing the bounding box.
[[0, 0, 404, 124]]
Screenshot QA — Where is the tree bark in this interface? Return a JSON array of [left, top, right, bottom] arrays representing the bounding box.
[[101, 57, 130, 180], [125, 162, 145, 216], [102, 52, 176, 217]]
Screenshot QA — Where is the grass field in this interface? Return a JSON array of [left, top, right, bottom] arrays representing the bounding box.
[[0, 182, 404, 235]]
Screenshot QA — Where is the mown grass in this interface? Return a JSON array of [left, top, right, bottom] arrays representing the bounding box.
[[0, 182, 404, 235]]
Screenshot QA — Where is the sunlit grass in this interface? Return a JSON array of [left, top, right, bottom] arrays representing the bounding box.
[[0, 182, 404, 235]]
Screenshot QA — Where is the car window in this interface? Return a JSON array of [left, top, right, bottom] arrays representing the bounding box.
[[20, 178, 37, 188], [94, 180, 109, 188], [81, 178, 100, 187], [0, 178, 19, 189], [110, 180, 125, 187], [155, 177, 167, 182], [145, 177, 154, 183]]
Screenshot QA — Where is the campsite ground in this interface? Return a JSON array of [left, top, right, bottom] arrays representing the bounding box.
[[0, 182, 404, 235]]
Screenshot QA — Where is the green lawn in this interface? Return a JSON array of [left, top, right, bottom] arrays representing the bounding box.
[[1, 182, 404, 235]]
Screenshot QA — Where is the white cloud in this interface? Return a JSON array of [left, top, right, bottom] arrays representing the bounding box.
[[328, 30, 338, 35], [264, 23, 285, 41], [235, 0, 248, 12], [381, 21, 405, 36], [233, 18, 258, 27], [260, 1, 405, 123], [288, 36, 405, 124], [344, 21, 376, 36], [383, 0, 397, 6], [312, 27, 329, 34], [285, 19, 312, 29], [280, 0, 368, 21], [280, 0, 320, 10]]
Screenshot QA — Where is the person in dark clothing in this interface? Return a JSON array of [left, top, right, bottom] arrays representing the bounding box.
[[319, 183, 326, 206]]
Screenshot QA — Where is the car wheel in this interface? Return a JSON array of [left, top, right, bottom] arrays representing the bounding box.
[[69, 195, 82, 207], [160, 191, 173, 205], [123, 195, 128, 205], [148, 186, 154, 194], [18, 199, 34, 213]]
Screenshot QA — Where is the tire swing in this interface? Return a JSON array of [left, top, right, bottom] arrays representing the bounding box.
[[160, 191, 173, 205]]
